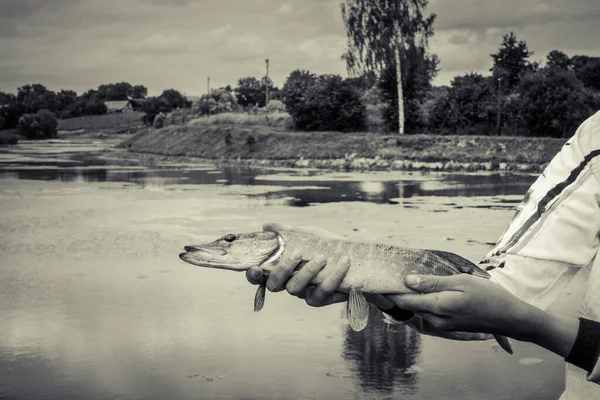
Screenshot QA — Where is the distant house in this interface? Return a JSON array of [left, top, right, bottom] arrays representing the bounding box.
[[104, 100, 134, 113]]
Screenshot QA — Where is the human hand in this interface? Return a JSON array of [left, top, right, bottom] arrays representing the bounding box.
[[246, 222, 396, 309], [386, 273, 536, 339], [246, 221, 344, 287]]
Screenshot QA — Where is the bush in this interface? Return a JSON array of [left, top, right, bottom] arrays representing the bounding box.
[[153, 112, 166, 129], [187, 111, 293, 130], [514, 68, 594, 138], [18, 110, 58, 139], [263, 100, 286, 113], [282, 71, 366, 132], [193, 88, 239, 116]]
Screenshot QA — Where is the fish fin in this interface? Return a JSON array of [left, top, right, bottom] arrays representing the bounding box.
[[430, 250, 491, 279], [494, 334, 513, 355], [346, 287, 369, 332], [254, 281, 266, 312]]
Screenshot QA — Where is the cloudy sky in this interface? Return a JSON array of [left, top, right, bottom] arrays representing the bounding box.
[[1, 0, 599, 96]]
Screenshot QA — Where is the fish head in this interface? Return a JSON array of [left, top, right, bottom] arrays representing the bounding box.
[[179, 231, 282, 271]]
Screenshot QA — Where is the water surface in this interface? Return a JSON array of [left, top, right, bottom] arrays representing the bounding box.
[[0, 139, 564, 400]]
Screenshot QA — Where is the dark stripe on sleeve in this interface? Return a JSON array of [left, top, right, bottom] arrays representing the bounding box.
[[492, 149, 600, 257], [565, 318, 600, 374]]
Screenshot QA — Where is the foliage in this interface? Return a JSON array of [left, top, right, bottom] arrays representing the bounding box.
[[193, 87, 239, 116], [131, 85, 148, 99], [340, 0, 438, 133], [546, 50, 571, 71], [571, 55, 600, 91], [234, 76, 277, 108], [378, 48, 439, 133], [282, 72, 366, 132], [263, 100, 287, 114], [153, 112, 166, 129], [429, 73, 496, 134], [188, 111, 293, 130], [513, 68, 595, 138], [18, 109, 58, 139], [490, 32, 536, 89], [159, 89, 191, 109], [235, 77, 263, 108]]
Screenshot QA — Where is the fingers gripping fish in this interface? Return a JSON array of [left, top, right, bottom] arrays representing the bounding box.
[[179, 230, 513, 355]]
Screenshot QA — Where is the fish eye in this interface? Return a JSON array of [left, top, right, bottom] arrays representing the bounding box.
[[223, 234, 237, 243]]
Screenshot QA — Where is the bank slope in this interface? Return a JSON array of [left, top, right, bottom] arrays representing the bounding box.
[[118, 124, 567, 172]]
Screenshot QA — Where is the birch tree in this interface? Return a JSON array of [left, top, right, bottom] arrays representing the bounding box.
[[341, 0, 436, 134]]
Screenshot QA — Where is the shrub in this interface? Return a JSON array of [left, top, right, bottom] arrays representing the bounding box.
[[282, 71, 366, 132], [514, 68, 594, 138], [193, 88, 239, 116], [35, 109, 58, 138], [263, 100, 286, 113], [153, 112, 166, 129], [18, 110, 58, 139]]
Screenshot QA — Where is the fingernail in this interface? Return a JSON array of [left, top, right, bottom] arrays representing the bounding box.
[[406, 275, 422, 287], [291, 250, 302, 261], [315, 255, 327, 265], [340, 255, 350, 265]]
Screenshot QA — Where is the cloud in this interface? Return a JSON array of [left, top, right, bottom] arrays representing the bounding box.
[[0, 0, 599, 94], [122, 33, 190, 55], [278, 4, 293, 16]]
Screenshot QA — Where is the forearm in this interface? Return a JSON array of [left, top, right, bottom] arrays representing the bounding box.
[[517, 305, 600, 382], [516, 305, 579, 358]]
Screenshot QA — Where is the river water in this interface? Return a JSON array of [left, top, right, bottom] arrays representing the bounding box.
[[0, 138, 567, 399]]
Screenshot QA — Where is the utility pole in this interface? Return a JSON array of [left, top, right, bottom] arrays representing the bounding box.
[[207, 77, 211, 117], [265, 58, 270, 106], [496, 77, 502, 136]]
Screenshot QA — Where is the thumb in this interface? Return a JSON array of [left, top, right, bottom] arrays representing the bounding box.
[[405, 274, 464, 293]]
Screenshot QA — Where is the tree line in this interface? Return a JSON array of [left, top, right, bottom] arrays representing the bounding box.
[[2, 0, 599, 139]]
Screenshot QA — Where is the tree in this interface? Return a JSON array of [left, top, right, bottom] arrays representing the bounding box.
[[16, 84, 58, 114], [56, 90, 78, 118], [18, 110, 58, 139], [571, 55, 600, 91], [282, 73, 366, 132], [515, 68, 594, 138], [281, 70, 317, 115], [490, 32, 535, 89], [546, 50, 571, 71], [429, 73, 495, 134], [131, 85, 148, 99], [235, 77, 262, 108], [341, 0, 437, 134], [193, 87, 238, 116], [159, 89, 191, 109], [97, 82, 133, 101]]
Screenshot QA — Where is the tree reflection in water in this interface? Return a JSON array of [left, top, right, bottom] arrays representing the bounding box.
[[342, 305, 421, 396]]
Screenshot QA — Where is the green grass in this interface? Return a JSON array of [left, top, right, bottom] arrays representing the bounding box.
[[119, 123, 567, 168], [58, 112, 145, 132]]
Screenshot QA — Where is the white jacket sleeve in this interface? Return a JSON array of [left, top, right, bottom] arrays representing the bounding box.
[[481, 111, 600, 311]]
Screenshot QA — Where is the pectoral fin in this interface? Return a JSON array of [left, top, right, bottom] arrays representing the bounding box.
[[493, 334, 513, 355], [347, 287, 369, 332], [254, 281, 266, 312]]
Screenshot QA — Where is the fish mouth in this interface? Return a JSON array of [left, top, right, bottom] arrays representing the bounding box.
[[179, 236, 283, 271]]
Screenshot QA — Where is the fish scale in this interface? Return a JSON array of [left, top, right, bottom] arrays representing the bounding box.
[[270, 231, 480, 294]]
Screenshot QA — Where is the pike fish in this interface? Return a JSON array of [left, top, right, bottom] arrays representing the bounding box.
[[179, 230, 513, 354]]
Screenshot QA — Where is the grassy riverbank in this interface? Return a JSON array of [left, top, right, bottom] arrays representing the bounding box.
[[118, 123, 566, 172]]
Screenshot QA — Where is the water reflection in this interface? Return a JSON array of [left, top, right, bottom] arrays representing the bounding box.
[[0, 162, 536, 206], [342, 306, 421, 396]]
